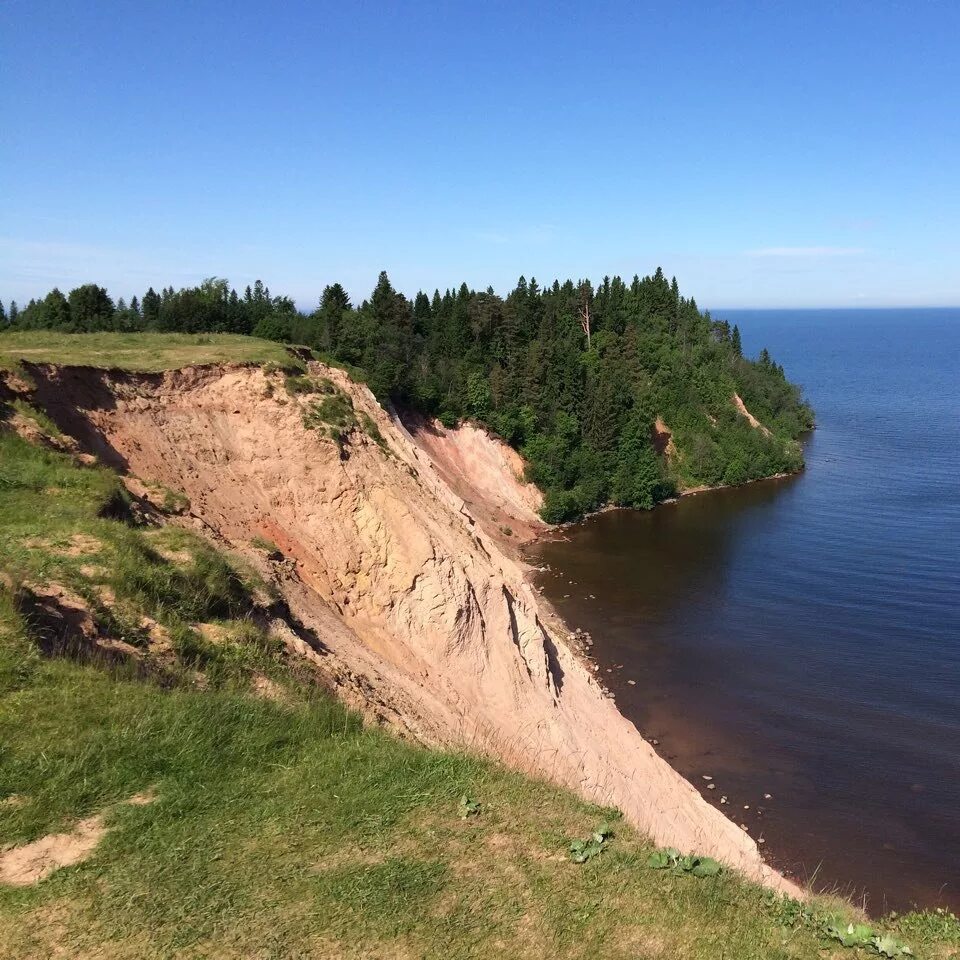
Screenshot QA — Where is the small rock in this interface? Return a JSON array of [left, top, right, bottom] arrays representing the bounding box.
[[702, 775, 713, 781], [763, 793, 772, 799], [740, 824, 749, 831], [743, 804, 750, 810], [720, 796, 728, 804], [651, 739, 659, 746], [758, 837, 766, 844], [706, 783, 716, 790], [627, 679, 636, 685]]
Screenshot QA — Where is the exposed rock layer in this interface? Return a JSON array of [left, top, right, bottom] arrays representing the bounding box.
[[397, 411, 546, 545], [28, 362, 797, 894]]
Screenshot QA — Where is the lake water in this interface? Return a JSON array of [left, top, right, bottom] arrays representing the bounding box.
[[529, 308, 960, 913]]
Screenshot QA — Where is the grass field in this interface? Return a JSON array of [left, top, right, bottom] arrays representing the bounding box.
[[0, 330, 297, 372], [0, 344, 957, 958]]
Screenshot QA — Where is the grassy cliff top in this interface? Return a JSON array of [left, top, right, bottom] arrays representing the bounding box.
[[0, 331, 294, 373]]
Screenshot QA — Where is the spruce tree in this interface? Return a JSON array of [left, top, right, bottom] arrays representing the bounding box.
[[142, 288, 161, 328]]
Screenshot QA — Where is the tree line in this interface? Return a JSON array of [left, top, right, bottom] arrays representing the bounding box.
[[1, 269, 814, 521]]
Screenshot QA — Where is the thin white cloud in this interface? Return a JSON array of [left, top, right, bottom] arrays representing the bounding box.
[[747, 246, 868, 258]]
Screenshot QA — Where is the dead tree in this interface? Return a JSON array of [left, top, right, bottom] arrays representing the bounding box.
[[578, 299, 591, 350]]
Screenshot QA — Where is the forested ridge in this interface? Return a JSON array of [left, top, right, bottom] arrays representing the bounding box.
[[1, 269, 813, 521]]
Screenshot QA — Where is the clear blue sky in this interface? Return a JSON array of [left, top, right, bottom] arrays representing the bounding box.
[[2, 0, 958, 309]]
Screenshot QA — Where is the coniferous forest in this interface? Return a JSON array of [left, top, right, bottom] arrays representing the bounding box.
[[0, 269, 814, 521]]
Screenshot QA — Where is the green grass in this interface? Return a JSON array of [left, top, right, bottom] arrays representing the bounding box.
[[9, 398, 63, 437], [1, 388, 957, 958], [283, 373, 317, 395], [250, 534, 281, 554], [0, 331, 298, 373]]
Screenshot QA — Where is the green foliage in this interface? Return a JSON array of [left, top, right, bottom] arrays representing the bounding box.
[[0, 331, 294, 372], [302, 390, 356, 435], [250, 535, 281, 554], [283, 373, 316, 395], [824, 921, 913, 956], [358, 411, 387, 450], [458, 794, 481, 819], [159, 486, 189, 514], [568, 822, 614, 862], [647, 847, 722, 877], [891, 907, 960, 943], [613, 411, 675, 509]]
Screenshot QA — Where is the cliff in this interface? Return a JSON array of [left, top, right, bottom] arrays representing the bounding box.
[[25, 359, 796, 893]]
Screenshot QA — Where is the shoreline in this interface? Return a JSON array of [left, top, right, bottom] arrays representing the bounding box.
[[519, 466, 812, 890], [528, 466, 804, 546]]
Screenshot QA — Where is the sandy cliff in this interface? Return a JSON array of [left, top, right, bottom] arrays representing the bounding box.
[[397, 411, 546, 545], [28, 361, 796, 894]]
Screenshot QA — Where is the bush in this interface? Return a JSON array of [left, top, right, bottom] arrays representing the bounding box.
[[540, 488, 580, 524], [283, 374, 316, 396]]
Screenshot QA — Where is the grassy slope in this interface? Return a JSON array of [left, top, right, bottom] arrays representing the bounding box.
[[0, 336, 957, 959], [0, 330, 295, 372]]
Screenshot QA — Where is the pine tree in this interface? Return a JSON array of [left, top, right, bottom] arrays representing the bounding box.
[[142, 288, 161, 328], [732, 324, 742, 357], [317, 283, 351, 353]]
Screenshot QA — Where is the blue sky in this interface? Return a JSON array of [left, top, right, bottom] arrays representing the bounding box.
[[2, 0, 958, 309]]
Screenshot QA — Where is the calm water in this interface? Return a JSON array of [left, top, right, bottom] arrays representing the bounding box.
[[530, 308, 960, 912]]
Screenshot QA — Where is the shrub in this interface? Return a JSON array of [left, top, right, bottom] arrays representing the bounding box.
[[283, 374, 315, 396]]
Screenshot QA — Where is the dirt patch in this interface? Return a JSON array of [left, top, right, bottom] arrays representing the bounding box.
[[651, 417, 677, 459], [63, 534, 103, 557], [195, 622, 230, 644], [6, 412, 77, 453], [18, 582, 110, 658], [733, 393, 772, 436], [251, 673, 286, 702], [127, 789, 157, 807], [0, 791, 158, 887], [0, 815, 106, 886]]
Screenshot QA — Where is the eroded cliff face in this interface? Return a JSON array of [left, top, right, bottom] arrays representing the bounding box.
[[29, 361, 796, 894], [397, 411, 546, 545]]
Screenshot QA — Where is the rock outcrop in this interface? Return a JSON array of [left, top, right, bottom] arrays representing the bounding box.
[[28, 361, 797, 894]]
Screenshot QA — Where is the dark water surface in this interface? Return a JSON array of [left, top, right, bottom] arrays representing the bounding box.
[[529, 308, 960, 912]]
